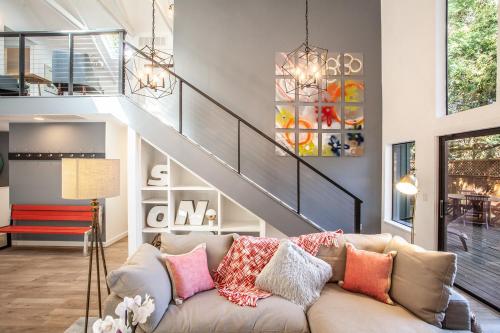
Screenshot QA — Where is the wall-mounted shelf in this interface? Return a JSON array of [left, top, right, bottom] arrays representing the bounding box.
[[143, 227, 170, 233], [169, 224, 219, 232], [142, 199, 168, 204], [170, 186, 215, 191], [135, 137, 266, 244], [142, 186, 168, 191]]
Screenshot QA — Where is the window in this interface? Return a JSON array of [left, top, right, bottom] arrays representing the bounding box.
[[447, 0, 498, 114], [392, 142, 416, 226]]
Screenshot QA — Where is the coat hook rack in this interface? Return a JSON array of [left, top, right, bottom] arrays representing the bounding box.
[[8, 152, 105, 161]]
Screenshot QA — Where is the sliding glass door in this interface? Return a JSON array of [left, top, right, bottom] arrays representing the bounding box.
[[439, 128, 500, 310]]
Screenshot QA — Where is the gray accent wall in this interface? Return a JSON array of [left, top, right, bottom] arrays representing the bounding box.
[[174, 0, 382, 233], [9, 122, 106, 242]]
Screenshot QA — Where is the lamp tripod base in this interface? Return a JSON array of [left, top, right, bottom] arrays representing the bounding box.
[[84, 199, 110, 332], [411, 194, 417, 245]]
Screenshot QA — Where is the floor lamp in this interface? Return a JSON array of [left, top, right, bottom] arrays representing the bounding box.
[[396, 173, 418, 244], [61, 158, 120, 332]]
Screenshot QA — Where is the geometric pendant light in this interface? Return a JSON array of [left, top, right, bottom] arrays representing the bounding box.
[[281, 0, 328, 98], [125, 0, 176, 99]]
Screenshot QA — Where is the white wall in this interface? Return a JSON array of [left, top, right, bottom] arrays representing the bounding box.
[[381, 0, 500, 249], [0, 187, 9, 247], [105, 119, 129, 245]]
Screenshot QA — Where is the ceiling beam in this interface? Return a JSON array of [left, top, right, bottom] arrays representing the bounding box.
[[155, 1, 173, 33], [96, 0, 135, 37], [43, 0, 87, 30]]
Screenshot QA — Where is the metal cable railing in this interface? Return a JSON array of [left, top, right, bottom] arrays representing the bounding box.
[[0, 30, 125, 96], [0, 29, 362, 232], [124, 41, 363, 232]]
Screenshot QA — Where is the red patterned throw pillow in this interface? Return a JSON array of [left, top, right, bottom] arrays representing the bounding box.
[[340, 243, 396, 304]]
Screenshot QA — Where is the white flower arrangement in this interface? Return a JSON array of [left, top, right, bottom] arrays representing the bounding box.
[[93, 294, 155, 333]]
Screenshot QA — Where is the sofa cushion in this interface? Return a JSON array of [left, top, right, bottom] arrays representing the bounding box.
[[340, 243, 396, 304], [163, 243, 215, 302], [160, 233, 236, 277], [384, 236, 457, 327], [316, 233, 392, 282], [307, 284, 441, 333], [255, 239, 331, 310], [155, 289, 309, 333], [107, 244, 171, 333]]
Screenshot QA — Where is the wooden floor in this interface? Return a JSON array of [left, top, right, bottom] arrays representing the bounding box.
[[456, 289, 500, 333], [447, 220, 500, 310], [0, 238, 128, 333]]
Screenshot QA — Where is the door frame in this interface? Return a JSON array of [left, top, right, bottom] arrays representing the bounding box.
[[438, 126, 500, 310]]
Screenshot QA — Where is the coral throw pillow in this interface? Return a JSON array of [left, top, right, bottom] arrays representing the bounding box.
[[340, 243, 396, 304], [163, 243, 215, 303]]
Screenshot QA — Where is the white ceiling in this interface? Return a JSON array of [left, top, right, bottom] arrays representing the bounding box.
[[0, 0, 173, 42]]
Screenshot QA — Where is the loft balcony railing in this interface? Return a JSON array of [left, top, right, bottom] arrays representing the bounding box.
[[0, 30, 125, 96], [0, 30, 362, 233]]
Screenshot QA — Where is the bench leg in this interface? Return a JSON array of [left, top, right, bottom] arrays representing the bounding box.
[[83, 230, 91, 257]]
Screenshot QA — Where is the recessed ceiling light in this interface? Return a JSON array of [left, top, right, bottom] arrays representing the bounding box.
[[33, 116, 45, 121]]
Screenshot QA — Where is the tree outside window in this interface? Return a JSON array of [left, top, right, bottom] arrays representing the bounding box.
[[447, 0, 498, 114]]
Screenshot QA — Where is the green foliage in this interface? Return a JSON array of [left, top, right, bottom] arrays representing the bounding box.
[[448, 134, 500, 160], [447, 0, 498, 114]]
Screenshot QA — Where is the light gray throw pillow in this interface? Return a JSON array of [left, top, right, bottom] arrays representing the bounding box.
[[107, 244, 171, 333], [255, 239, 332, 310]]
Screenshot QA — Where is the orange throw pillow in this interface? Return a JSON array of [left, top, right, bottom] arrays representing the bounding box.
[[339, 243, 396, 304]]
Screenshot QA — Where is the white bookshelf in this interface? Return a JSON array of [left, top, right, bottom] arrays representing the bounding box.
[[142, 186, 168, 191], [136, 137, 266, 244]]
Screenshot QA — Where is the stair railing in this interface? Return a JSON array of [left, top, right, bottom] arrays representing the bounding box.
[[124, 41, 363, 232]]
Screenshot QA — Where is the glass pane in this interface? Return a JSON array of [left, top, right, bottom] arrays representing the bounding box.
[[25, 35, 69, 96], [447, 0, 497, 114], [443, 131, 500, 309], [73, 33, 121, 95], [0, 36, 21, 96], [392, 142, 416, 226]]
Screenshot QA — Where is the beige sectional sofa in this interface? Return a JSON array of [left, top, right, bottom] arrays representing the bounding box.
[[104, 233, 473, 333]]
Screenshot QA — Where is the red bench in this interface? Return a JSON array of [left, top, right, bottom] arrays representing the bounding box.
[[0, 205, 95, 255]]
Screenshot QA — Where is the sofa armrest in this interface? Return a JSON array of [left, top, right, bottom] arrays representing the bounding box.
[[442, 290, 471, 331], [103, 292, 124, 318]]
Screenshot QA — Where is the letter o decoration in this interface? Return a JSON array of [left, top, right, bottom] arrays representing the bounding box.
[[146, 205, 169, 228]]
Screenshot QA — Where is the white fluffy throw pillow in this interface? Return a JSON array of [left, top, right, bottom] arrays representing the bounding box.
[[255, 239, 332, 310]]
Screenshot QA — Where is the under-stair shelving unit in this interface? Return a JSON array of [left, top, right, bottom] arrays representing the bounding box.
[[135, 137, 266, 245]]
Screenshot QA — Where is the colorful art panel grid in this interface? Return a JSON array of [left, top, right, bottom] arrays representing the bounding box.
[[275, 51, 365, 157], [275, 104, 295, 129]]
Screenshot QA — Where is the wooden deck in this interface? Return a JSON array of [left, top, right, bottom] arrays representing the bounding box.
[[447, 221, 500, 309]]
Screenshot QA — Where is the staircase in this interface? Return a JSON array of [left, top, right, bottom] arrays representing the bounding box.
[[0, 30, 363, 236]]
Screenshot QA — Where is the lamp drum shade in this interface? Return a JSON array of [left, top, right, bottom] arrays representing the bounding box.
[[62, 158, 120, 199], [396, 174, 418, 196]]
